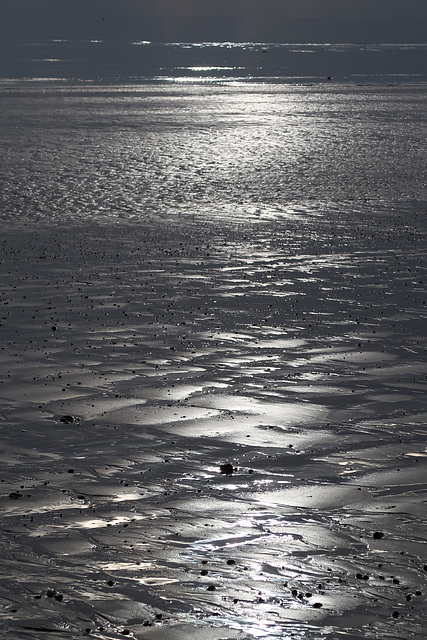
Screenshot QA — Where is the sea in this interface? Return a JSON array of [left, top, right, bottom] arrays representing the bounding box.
[[2, 40, 427, 85]]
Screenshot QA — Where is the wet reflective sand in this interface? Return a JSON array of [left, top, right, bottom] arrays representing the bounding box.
[[0, 83, 426, 639]]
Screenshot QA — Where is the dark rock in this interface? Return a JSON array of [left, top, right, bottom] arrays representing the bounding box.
[[219, 463, 234, 475], [60, 415, 74, 424], [373, 531, 384, 539]]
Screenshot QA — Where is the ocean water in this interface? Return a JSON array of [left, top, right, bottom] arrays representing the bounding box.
[[1, 40, 427, 85]]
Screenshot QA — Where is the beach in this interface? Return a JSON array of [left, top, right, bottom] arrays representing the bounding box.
[[0, 77, 426, 639]]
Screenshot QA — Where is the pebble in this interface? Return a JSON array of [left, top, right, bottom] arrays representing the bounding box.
[[46, 589, 63, 601], [219, 463, 234, 475]]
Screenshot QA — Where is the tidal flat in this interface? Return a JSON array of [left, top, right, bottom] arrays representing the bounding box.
[[0, 81, 426, 639]]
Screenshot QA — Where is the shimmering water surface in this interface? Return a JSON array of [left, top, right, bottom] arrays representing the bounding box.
[[0, 42, 426, 640], [2, 40, 427, 84]]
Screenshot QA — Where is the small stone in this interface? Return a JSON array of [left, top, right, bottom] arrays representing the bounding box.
[[219, 463, 234, 475], [106, 580, 115, 586], [313, 602, 323, 608], [60, 415, 74, 424], [8, 492, 23, 499], [373, 531, 384, 539], [207, 585, 216, 591], [227, 559, 236, 565], [392, 611, 400, 618]]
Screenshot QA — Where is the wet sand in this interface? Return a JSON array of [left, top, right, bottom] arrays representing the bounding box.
[[0, 205, 426, 639]]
